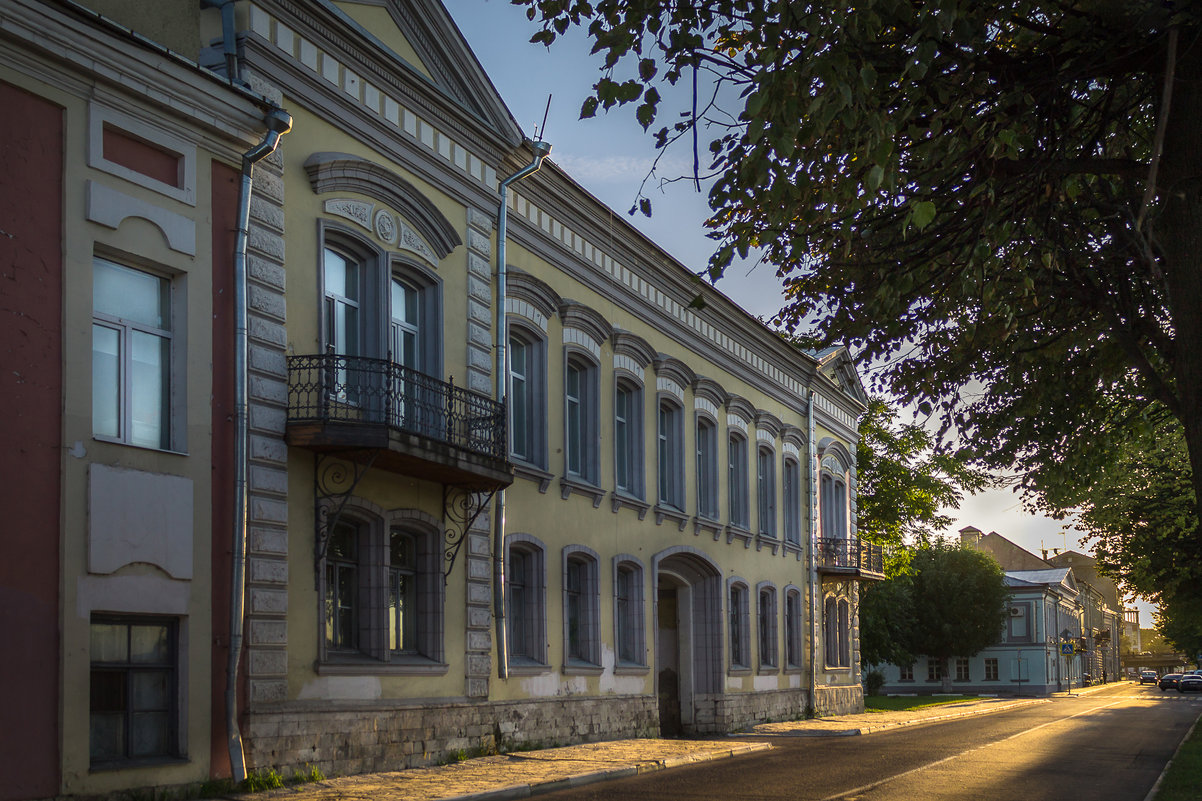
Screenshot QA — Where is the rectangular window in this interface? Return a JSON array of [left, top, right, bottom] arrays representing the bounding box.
[[927, 659, 944, 682], [783, 459, 801, 545], [324, 522, 360, 652], [955, 657, 970, 681], [696, 417, 719, 519], [757, 447, 776, 536], [984, 658, 999, 681], [728, 434, 749, 528], [90, 616, 179, 765], [92, 257, 173, 450], [900, 663, 915, 681], [657, 401, 683, 510]]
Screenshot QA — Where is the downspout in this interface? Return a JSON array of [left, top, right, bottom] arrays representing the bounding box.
[[493, 140, 551, 679], [227, 107, 292, 782], [200, 0, 243, 86], [806, 390, 819, 713]]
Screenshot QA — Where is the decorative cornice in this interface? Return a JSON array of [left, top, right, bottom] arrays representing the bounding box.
[[507, 270, 561, 321], [692, 376, 728, 408], [653, 355, 696, 389], [304, 152, 460, 258], [559, 299, 613, 347], [726, 395, 755, 423], [611, 329, 658, 368], [755, 410, 784, 439]]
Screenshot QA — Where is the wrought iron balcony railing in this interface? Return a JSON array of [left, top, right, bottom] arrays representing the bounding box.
[[286, 353, 506, 461], [815, 537, 885, 579]]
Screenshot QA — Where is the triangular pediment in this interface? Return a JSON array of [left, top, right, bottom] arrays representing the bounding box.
[[324, 0, 523, 144], [813, 346, 869, 406]]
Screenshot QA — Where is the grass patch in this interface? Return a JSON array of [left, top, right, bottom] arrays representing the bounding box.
[[864, 695, 986, 713], [1155, 719, 1202, 801]]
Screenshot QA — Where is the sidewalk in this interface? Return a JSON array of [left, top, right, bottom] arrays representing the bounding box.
[[239, 682, 1120, 801]]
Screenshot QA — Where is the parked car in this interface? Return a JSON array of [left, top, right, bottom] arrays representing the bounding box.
[[1140, 670, 1158, 684], [1179, 675, 1202, 693], [1160, 673, 1183, 691]]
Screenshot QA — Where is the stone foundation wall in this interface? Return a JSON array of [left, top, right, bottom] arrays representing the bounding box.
[[244, 695, 658, 777], [812, 684, 864, 716], [690, 688, 811, 734]]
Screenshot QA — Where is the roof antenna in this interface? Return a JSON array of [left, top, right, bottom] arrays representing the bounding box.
[[535, 94, 552, 142]]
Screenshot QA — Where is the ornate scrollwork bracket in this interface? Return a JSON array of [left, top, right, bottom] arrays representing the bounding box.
[[313, 450, 380, 587], [442, 485, 497, 583]]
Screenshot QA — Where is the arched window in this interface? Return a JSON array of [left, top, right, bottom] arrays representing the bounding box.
[[613, 557, 646, 667], [783, 457, 801, 545], [728, 579, 751, 670], [657, 398, 684, 510], [563, 546, 601, 668], [614, 378, 644, 498], [728, 432, 749, 528], [506, 536, 547, 666], [757, 583, 778, 670], [784, 586, 803, 669], [508, 325, 547, 468], [695, 415, 719, 519], [564, 353, 600, 484], [757, 445, 777, 537]]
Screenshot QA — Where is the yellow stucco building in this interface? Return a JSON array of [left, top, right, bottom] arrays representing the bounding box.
[[0, 0, 882, 795]]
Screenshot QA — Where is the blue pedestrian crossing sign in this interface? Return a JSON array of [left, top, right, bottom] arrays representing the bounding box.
[[1060, 642, 1076, 655]]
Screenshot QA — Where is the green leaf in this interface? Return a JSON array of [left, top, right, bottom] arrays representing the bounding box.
[[580, 96, 598, 119], [866, 164, 884, 191], [911, 201, 936, 230]]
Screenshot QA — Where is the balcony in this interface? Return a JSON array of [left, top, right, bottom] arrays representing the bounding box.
[[815, 537, 885, 580], [285, 353, 512, 491]]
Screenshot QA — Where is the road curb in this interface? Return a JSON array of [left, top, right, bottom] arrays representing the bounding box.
[[437, 742, 772, 801], [1142, 709, 1202, 801]]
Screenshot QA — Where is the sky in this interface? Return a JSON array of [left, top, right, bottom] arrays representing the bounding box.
[[445, 1, 1156, 624]]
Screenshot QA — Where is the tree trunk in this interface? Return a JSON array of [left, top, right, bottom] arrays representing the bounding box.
[[1157, 39, 1202, 561]]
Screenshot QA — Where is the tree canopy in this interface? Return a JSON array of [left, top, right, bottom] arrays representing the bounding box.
[[856, 397, 991, 552], [516, 1, 1202, 555], [860, 541, 1010, 690]]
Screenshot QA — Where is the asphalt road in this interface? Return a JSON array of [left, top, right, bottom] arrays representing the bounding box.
[[532, 684, 1201, 801]]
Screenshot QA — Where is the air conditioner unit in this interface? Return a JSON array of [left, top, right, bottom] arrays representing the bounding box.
[[1009, 606, 1023, 617]]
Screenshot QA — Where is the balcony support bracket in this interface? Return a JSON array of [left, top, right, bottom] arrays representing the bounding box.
[[313, 450, 380, 587], [443, 485, 497, 583]]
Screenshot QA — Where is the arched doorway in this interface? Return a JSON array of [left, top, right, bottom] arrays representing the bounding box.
[[654, 549, 723, 736]]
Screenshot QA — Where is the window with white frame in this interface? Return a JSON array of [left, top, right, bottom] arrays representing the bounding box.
[[955, 657, 970, 681], [90, 615, 179, 765], [757, 446, 776, 537], [321, 514, 444, 665], [507, 537, 547, 665], [614, 558, 645, 666], [564, 355, 599, 483], [696, 416, 719, 519], [984, 658, 999, 681], [728, 432, 749, 528], [613, 379, 644, 497], [757, 585, 778, 669], [729, 580, 750, 670], [509, 327, 547, 468], [92, 257, 174, 450], [785, 587, 803, 669], [783, 458, 802, 545], [927, 659, 944, 682], [899, 663, 915, 681], [563, 547, 601, 667], [657, 398, 685, 510]]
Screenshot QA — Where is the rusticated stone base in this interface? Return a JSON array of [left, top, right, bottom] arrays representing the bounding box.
[[812, 684, 864, 716], [689, 688, 811, 734], [243, 694, 659, 778]]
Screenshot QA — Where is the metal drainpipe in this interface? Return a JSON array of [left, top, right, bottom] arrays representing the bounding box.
[[200, 0, 242, 85], [493, 141, 551, 679], [806, 390, 819, 712], [228, 107, 292, 782]]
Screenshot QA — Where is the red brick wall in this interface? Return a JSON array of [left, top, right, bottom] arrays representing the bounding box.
[[0, 79, 64, 801]]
